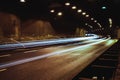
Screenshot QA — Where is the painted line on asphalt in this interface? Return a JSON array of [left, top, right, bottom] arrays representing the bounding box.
[[0, 68, 7, 72], [0, 54, 11, 58], [24, 50, 38, 53]]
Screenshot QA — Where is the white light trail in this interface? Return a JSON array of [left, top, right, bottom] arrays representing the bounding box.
[[0, 38, 111, 69], [0, 54, 11, 58], [0, 36, 99, 51]]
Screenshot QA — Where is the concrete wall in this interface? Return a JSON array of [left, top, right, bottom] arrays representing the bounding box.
[[75, 27, 86, 37], [0, 12, 20, 38], [117, 28, 120, 38], [22, 20, 55, 37]]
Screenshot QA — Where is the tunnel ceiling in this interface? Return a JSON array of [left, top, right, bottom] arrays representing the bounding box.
[[0, 0, 120, 33]]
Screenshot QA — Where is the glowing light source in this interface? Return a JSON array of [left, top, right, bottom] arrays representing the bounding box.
[[0, 38, 112, 69], [85, 15, 89, 17], [72, 6, 77, 9], [20, 0, 26, 2], [57, 12, 63, 16], [97, 23, 102, 28], [50, 10, 55, 13], [82, 12, 86, 15], [65, 2, 70, 6], [94, 20, 97, 23], [102, 6, 107, 10], [88, 25, 93, 28], [109, 18, 112, 28], [85, 23, 88, 25], [77, 9, 82, 13], [91, 18, 94, 20]]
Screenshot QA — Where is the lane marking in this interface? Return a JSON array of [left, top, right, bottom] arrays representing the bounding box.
[[24, 50, 38, 53], [0, 54, 11, 58], [0, 68, 7, 72]]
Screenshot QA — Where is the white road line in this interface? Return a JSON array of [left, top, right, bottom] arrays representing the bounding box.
[[24, 50, 38, 53], [0, 54, 11, 58], [0, 68, 7, 72]]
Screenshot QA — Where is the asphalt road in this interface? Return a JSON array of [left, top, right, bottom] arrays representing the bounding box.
[[0, 39, 117, 80]]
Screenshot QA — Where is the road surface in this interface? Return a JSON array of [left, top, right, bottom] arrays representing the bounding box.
[[0, 38, 117, 80]]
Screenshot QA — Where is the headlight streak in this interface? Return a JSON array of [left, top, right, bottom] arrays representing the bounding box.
[[23, 38, 106, 53], [0, 38, 111, 69], [0, 36, 99, 51]]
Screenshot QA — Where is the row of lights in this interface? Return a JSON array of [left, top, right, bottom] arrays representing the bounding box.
[[92, 28, 104, 32], [85, 23, 93, 28], [65, 2, 103, 29], [50, 2, 102, 29]]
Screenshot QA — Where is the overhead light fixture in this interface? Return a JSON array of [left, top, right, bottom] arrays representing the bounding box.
[[20, 0, 26, 2], [97, 23, 102, 28], [91, 18, 94, 20], [50, 10, 55, 13], [109, 18, 112, 28], [57, 12, 63, 16], [85, 15, 89, 17], [94, 20, 97, 23], [82, 12, 86, 15], [72, 6, 77, 9], [65, 2, 70, 6], [102, 6, 107, 10], [85, 23, 88, 25], [77, 9, 82, 13]]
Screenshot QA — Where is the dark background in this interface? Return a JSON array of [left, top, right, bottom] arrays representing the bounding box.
[[0, 0, 120, 34]]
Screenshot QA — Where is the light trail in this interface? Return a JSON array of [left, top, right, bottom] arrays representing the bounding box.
[[0, 36, 99, 51], [0, 38, 112, 69], [23, 38, 106, 53], [0, 54, 11, 58], [24, 50, 38, 53], [0, 68, 7, 72]]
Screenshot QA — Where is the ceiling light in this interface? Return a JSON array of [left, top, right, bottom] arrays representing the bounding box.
[[91, 18, 94, 20], [82, 12, 86, 15], [65, 2, 70, 6], [72, 6, 77, 9], [77, 9, 82, 13], [57, 12, 63, 16], [50, 10, 55, 13], [20, 0, 26, 2], [85, 15, 89, 17]]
